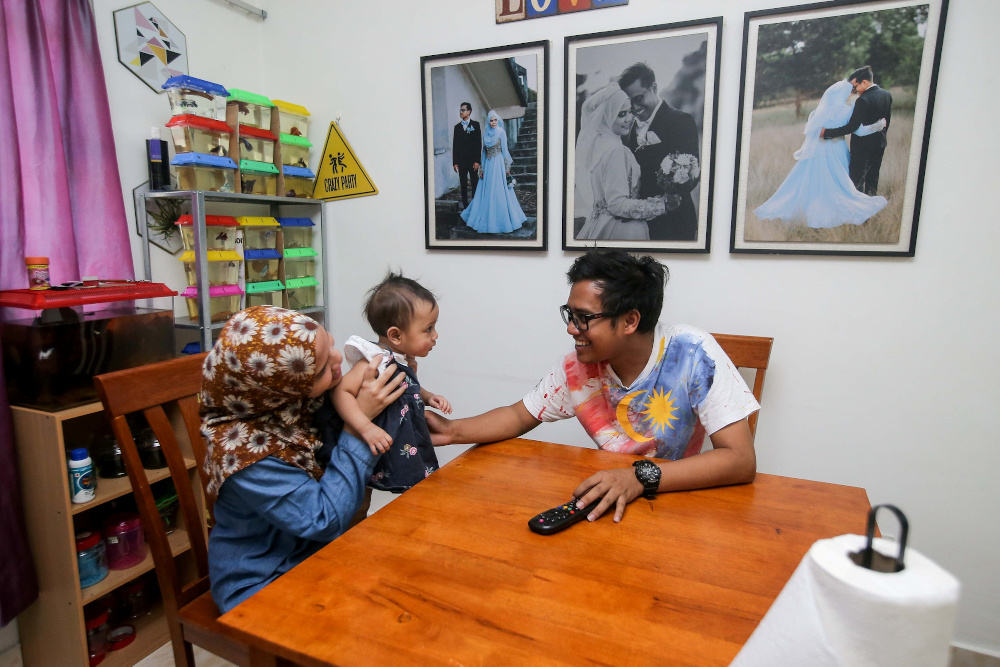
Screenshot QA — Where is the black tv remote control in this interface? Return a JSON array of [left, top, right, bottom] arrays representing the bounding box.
[[528, 499, 590, 535]]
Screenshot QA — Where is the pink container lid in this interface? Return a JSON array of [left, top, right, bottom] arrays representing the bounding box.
[[103, 512, 142, 535], [181, 285, 244, 298]]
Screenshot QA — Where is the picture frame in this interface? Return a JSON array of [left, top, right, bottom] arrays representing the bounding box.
[[562, 19, 722, 253], [113, 2, 188, 93], [731, 0, 950, 256], [421, 41, 548, 251]]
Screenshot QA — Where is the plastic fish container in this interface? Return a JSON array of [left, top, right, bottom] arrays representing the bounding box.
[[283, 247, 317, 280], [272, 100, 310, 137], [244, 249, 281, 283], [179, 250, 241, 287], [282, 165, 315, 198], [165, 115, 232, 156], [239, 160, 278, 196], [237, 217, 280, 250], [174, 215, 239, 252], [162, 75, 229, 120], [227, 88, 274, 130], [171, 153, 237, 192], [284, 277, 318, 310], [181, 285, 243, 324], [278, 217, 315, 250], [280, 133, 312, 169], [237, 125, 277, 163], [245, 280, 284, 308]]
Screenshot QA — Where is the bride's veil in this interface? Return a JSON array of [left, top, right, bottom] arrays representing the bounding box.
[[574, 85, 630, 218], [793, 79, 853, 161]]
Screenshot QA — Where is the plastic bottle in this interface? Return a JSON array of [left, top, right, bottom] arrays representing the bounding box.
[[24, 257, 50, 290], [146, 127, 171, 191], [68, 448, 97, 504]]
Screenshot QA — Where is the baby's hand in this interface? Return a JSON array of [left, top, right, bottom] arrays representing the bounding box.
[[361, 424, 392, 456], [427, 394, 452, 414]]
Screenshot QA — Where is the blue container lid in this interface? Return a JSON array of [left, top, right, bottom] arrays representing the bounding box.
[[282, 165, 316, 178], [162, 75, 229, 97], [244, 249, 281, 260], [171, 152, 238, 169], [70, 448, 89, 461], [277, 217, 315, 227]]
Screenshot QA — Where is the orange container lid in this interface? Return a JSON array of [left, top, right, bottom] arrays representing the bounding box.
[[24, 257, 48, 264]]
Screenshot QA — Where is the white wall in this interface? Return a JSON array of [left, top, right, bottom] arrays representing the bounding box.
[[89, 0, 998, 655]]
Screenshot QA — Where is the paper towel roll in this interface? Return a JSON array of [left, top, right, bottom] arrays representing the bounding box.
[[731, 534, 960, 667]]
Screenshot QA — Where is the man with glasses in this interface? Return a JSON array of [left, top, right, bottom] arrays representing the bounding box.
[[618, 63, 701, 242], [452, 102, 482, 208], [427, 250, 758, 524]]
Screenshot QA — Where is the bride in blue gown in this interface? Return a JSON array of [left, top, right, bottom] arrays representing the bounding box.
[[754, 79, 888, 229], [460, 110, 526, 234]]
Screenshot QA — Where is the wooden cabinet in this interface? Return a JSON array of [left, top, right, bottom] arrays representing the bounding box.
[[12, 401, 199, 666]]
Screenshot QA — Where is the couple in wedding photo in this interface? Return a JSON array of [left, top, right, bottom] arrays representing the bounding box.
[[754, 65, 893, 229], [576, 62, 701, 243]]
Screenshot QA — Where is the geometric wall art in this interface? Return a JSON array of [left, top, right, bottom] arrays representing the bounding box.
[[113, 2, 188, 93]]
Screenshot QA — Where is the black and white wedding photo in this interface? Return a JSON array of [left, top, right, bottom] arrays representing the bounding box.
[[732, 0, 949, 256], [563, 19, 721, 252]]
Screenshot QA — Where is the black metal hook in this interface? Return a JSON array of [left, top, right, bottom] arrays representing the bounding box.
[[849, 504, 908, 573]]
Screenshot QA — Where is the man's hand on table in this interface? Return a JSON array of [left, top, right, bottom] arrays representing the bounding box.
[[425, 411, 454, 446], [572, 468, 645, 523]]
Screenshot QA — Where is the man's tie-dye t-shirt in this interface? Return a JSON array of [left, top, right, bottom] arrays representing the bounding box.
[[522, 324, 759, 460]]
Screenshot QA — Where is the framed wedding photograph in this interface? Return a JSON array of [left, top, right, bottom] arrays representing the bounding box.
[[421, 42, 549, 251], [731, 0, 950, 256], [562, 18, 722, 253]]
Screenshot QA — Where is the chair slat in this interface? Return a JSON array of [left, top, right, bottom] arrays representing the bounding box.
[[710, 334, 774, 439]]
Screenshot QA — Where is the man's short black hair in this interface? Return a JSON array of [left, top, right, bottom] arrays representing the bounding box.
[[849, 66, 873, 84], [461, 102, 472, 112], [566, 250, 668, 334], [618, 62, 656, 91], [364, 271, 437, 337]]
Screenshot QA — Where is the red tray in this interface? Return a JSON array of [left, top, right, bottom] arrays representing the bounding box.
[[0, 282, 177, 310]]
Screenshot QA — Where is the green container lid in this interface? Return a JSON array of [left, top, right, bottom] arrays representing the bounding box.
[[283, 247, 317, 258], [285, 277, 319, 289], [227, 88, 275, 107], [280, 133, 312, 148], [245, 280, 284, 293], [239, 159, 280, 174]]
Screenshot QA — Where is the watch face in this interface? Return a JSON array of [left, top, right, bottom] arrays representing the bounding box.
[[634, 460, 660, 486]]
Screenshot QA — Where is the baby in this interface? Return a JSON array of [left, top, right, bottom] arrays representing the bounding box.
[[332, 271, 451, 492]]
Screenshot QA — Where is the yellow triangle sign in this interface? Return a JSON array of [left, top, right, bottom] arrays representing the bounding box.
[[312, 122, 378, 201]]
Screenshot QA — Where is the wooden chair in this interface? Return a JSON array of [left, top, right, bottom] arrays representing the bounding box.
[[710, 334, 774, 439], [94, 353, 249, 667]]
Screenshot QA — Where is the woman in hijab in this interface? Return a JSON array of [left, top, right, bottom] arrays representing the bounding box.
[[460, 109, 527, 234], [201, 305, 404, 612], [754, 78, 887, 229], [576, 85, 666, 241]]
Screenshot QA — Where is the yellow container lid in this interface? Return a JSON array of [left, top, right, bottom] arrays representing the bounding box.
[[179, 250, 241, 262], [235, 216, 279, 227], [272, 100, 311, 117]]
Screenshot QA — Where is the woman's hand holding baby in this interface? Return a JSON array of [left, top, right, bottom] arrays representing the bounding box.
[[354, 356, 406, 419]]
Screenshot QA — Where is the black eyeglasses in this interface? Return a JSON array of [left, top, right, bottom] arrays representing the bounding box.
[[560, 305, 612, 331]]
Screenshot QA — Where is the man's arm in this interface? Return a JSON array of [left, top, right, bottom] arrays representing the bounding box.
[[424, 400, 540, 446], [572, 418, 756, 523], [453, 124, 461, 171], [822, 98, 867, 139]]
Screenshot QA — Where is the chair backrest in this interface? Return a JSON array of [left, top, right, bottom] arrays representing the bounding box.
[[710, 334, 773, 439], [94, 353, 211, 616]]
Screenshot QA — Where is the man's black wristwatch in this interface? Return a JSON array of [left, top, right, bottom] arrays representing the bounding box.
[[632, 460, 661, 499]]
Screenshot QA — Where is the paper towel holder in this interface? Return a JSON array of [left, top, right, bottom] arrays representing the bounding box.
[[849, 504, 908, 573]]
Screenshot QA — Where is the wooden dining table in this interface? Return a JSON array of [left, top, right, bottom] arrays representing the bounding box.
[[218, 438, 872, 666]]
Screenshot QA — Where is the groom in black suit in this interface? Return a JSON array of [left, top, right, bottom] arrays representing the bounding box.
[[619, 63, 700, 241], [452, 102, 482, 208], [821, 66, 893, 196]]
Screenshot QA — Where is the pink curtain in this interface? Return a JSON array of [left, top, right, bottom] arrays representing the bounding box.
[[1, 0, 135, 624]]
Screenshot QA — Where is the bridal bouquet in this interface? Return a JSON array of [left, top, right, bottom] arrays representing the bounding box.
[[655, 152, 700, 211]]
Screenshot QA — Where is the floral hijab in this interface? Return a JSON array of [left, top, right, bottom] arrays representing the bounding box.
[[200, 306, 326, 502]]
